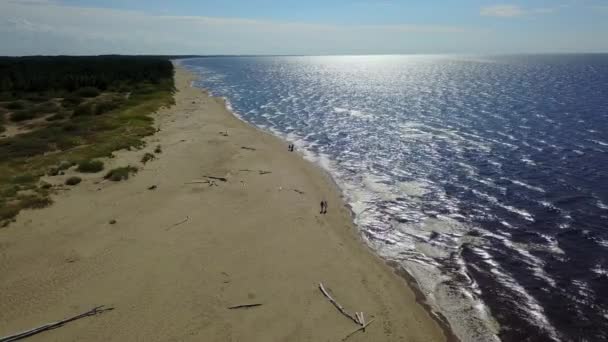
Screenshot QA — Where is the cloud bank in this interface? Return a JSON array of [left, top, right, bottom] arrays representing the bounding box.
[[0, 0, 478, 56], [0, 0, 606, 55]]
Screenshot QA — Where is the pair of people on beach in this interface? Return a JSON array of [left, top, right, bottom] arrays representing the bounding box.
[[288, 144, 295, 152], [320, 200, 328, 214]]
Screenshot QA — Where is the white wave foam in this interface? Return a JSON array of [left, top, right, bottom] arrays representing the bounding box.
[[472, 247, 561, 341], [597, 200, 608, 210], [521, 157, 537, 166], [591, 139, 608, 147], [597, 239, 608, 248], [472, 190, 535, 222], [333, 107, 374, 120], [507, 179, 546, 193], [592, 264, 608, 276], [398, 180, 430, 197]]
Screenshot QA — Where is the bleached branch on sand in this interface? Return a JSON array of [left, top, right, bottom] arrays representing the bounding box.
[[318, 283, 360, 326], [165, 216, 189, 231], [0, 306, 114, 342], [342, 319, 376, 341], [185, 180, 218, 187]]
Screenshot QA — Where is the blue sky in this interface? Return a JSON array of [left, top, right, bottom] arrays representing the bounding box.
[[1, 0, 607, 55]]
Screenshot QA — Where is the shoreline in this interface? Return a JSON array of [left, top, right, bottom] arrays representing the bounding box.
[[0, 66, 447, 341], [189, 67, 462, 342]]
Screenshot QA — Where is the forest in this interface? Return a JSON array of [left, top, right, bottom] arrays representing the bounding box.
[[0, 55, 174, 93]]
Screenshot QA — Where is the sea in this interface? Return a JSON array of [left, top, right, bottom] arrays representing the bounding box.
[[179, 55, 608, 342]]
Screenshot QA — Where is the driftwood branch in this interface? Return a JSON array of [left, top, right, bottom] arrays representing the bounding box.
[[241, 146, 256, 151], [342, 319, 376, 341], [228, 303, 263, 310], [165, 216, 189, 231], [203, 176, 227, 182], [258, 171, 272, 175], [185, 180, 218, 187], [318, 283, 360, 326], [0, 306, 114, 342]]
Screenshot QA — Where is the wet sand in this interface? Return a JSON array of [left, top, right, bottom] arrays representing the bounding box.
[[0, 66, 447, 341]]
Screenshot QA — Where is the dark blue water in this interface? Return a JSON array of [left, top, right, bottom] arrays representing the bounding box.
[[180, 55, 608, 342]]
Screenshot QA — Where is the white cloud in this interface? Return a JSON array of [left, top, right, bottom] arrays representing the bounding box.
[[480, 5, 526, 17], [480, 4, 566, 17], [0, 0, 478, 55]]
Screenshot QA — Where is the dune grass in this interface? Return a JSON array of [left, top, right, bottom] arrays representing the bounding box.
[[77, 160, 104, 173], [0, 81, 174, 226], [104, 166, 138, 182]]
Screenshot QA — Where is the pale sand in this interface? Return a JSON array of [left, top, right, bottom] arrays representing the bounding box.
[[0, 67, 447, 341]]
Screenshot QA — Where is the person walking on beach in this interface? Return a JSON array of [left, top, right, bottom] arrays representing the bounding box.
[[320, 200, 328, 214]]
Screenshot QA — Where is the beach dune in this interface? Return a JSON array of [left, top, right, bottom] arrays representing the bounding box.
[[0, 67, 446, 341]]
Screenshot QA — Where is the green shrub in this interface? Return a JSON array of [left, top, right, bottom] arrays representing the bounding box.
[[76, 87, 100, 98], [104, 166, 137, 182], [77, 159, 104, 173], [154, 145, 162, 154], [62, 123, 79, 132], [95, 100, 122, 115], [61, 95, 83, 107], [46, 113, 66, 121], [18, 194, 52, 209], [11, 174, 36, 184], [6, 100, 27, 110], [10, 109, 37, 122], [58, 160, 74, 171], [72, 103, 94, 117], [0, 92, 17, 102], [26, 94, 50, 103], [35, 101, 59, 113], [65, 176, 82, 186], [141, 152, 155, 164]]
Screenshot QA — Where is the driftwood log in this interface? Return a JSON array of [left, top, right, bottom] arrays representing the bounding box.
[[342, 319, 376, 341], [318, 283, 360, 326], [0, 306, 114, 342], [227, 303, 263, 310], [165, 216, 189, 231], [203, 176, 227, 182]]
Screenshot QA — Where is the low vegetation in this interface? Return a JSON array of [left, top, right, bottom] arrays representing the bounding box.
[[65, 176, 82, 186], [141, 152, 155, 164], [0, 56, 175, 226], [76, 160, 104, 173], [104, 166, 138, 182]]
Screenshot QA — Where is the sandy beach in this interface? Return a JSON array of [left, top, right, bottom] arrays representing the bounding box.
[[0, 66, 447, 341]]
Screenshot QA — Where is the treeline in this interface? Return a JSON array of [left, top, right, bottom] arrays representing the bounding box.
[[0, 56, 174, 93]]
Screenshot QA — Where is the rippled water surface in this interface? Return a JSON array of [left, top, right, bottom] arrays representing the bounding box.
[[180, 55, 608, 342]]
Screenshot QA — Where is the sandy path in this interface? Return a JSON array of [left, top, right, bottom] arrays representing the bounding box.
[[0, 67, 446, 341]]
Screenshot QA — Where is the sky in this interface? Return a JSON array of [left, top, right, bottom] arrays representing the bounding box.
[[0, 0, 607, 56]]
